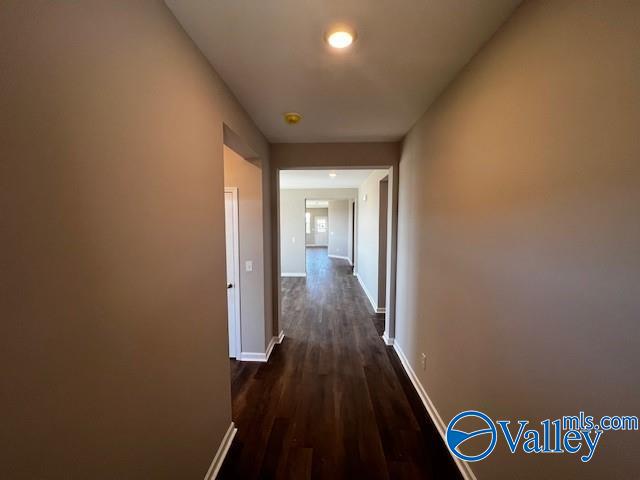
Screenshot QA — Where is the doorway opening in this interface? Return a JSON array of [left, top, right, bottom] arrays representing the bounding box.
[[222, 126, 269, 364], [305, 200, 329, 247], [277, 168, 393, 336]]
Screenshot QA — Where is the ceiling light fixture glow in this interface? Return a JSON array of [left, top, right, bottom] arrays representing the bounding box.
[[329, 171, 337, 178], [326, 30, 355, 49]]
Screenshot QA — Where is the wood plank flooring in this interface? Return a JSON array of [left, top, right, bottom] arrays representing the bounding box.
[[219, 247, 461, 480]]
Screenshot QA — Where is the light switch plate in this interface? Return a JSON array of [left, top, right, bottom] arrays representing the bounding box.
[[245, 261, 253, 272]]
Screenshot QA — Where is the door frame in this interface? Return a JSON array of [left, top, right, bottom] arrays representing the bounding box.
[[351, 200, 356, 270], [224, 187, 242, 358], [273, 164, 399, 346]]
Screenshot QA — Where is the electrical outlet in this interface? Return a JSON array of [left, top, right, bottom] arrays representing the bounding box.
[[421, 353, 427, 370]]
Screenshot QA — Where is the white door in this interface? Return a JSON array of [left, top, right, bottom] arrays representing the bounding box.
[[224, 190, 239, 358]]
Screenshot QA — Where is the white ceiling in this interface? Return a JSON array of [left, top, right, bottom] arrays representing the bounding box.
[[280, 169, 377, 189], [166, 0, 521, 142]]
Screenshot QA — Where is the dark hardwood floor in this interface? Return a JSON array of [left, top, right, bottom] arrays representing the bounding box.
[[219, 247, 461, 480]]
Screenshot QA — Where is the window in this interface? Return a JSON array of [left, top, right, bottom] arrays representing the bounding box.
[[305, 212, 311, 234], [316, 217, 327, 233]]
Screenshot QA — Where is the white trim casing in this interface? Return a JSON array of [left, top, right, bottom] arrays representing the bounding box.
[[236, 351, 269, 362], [355, 273, 385, 314], [203, 422, 237, 480], [281, 272, 306, 277], [224, 187, 242, 358], [392, 342, 477, 480], [237, 331, 285, 362], [382, 332, 394, 345]]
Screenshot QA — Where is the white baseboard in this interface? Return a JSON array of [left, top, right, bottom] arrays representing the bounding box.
[[236, 351, 268, 362], [392, 342, 477, 480], [204, 422, 237, 480], [382, 332, 394, 345], [281, 272, 306, 277], [328, 254, 353, 265], [266, 330, 285, 359], [238, 331, 285, 362], [354, 273, 384, 313]]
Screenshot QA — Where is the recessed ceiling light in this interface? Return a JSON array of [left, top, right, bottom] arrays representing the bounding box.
[[326, 29, 355, 49], [329, 171, 337, 178]]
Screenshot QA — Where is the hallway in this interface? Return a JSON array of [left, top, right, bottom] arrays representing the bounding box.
[[220, 247, 460, 479]]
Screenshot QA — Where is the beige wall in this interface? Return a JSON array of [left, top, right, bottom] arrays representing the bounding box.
[[270, 142, 401, 170], [224, 146, 266, 353], [0, 1, 269, 478], [328, 199, 350, 259], [356, 170, 390, 311], [395, 1, 640, 479]]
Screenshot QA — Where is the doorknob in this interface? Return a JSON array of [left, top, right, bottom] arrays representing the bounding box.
[[227, 283, 233, 289]]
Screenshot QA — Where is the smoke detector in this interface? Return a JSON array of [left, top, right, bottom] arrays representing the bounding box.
[[284, 112, 302, 125]]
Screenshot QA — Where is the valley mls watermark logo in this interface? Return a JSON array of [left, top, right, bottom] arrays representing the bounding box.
[[446, 410, 497, 462], [446, 410, 638, 463]]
